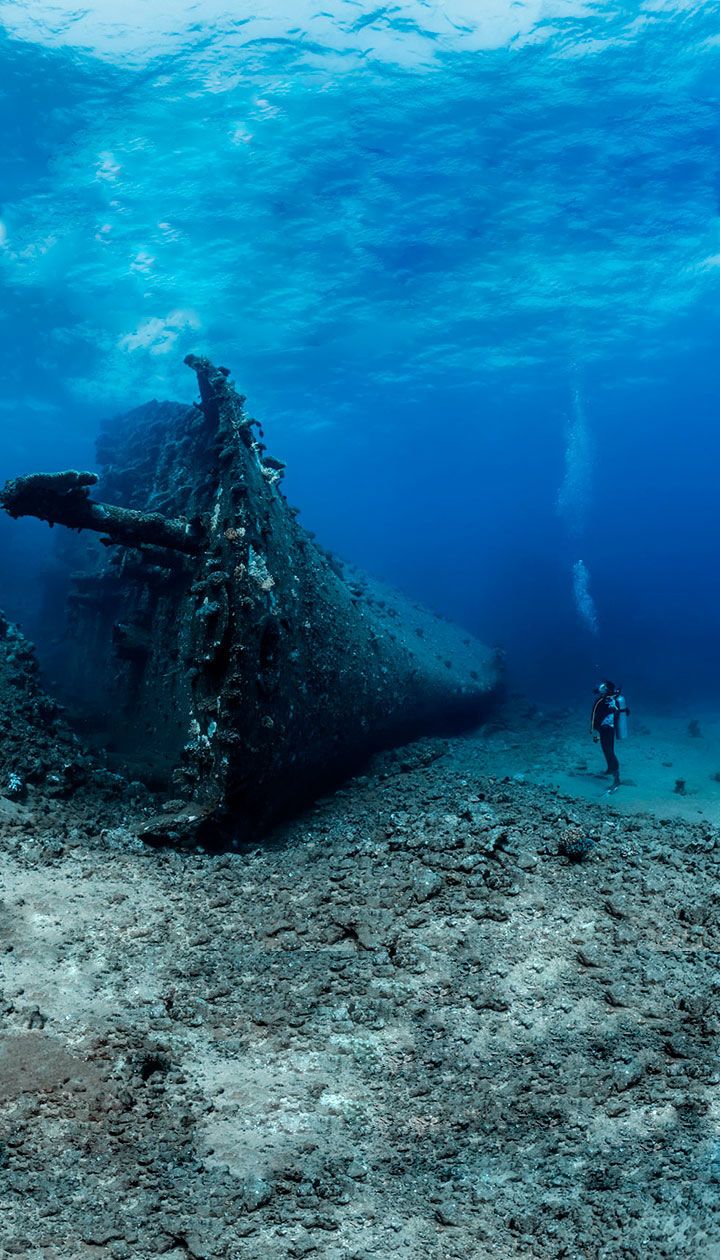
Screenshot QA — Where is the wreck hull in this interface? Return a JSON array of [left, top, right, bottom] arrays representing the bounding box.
[[3, 359, 501, 842]]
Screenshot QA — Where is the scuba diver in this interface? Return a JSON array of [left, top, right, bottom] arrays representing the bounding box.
[[591, 680, 628, 793]]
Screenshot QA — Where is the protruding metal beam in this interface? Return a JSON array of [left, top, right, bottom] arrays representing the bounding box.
[[0, 470, 202, 554]]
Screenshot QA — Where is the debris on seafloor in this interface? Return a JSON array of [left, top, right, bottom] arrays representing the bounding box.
[[0, 611, 122, 807], [1, 355, 502, 847]]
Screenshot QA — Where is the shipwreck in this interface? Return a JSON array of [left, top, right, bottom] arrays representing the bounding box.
[[1, 356, 502, 844]]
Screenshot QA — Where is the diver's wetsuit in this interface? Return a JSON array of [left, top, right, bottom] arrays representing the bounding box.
[[592, 694, 619, 783]]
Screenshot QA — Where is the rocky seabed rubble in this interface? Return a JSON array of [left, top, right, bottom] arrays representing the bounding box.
[[0, 736, 718, 1258]]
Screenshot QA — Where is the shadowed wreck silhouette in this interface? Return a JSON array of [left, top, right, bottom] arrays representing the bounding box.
[[1, 355, 502, 846]]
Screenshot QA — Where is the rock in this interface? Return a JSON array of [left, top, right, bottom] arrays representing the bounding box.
[[664, 1036, 690, 1059], [474, 993, 510, 1012], [0, 797, 24, 820], [435, 1203, 461, 1227], [604, 897, 628, 920], [412, 868, 444, 902], [604, 985, 630, 1008], [241, 1176, 273, 1211], [605, 1099, 628, 1118], [613, 1059, 645, 1092], [475, 905, 511, 923], [81, 1223, 124, 1246], [306, 1216, 339, 1232], [461, 930, 487, 964]]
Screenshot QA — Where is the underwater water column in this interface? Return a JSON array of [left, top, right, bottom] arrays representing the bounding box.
[[572, 559, 599, 636], [558, 387, 599, 634], [557, 387, 594, 539]]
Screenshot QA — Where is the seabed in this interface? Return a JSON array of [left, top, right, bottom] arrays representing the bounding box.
[[0, 700, 717, 1258]]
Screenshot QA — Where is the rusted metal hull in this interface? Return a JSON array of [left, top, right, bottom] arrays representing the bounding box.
[[2, 357, 502, 843]]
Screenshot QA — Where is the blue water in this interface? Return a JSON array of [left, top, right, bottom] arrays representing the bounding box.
[[1, 2, 719, 707]]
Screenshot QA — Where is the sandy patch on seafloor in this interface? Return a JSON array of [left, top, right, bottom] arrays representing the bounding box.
[[470, 705, 720, 826]]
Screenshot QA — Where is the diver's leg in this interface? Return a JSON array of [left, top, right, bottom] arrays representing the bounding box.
[[610, 736, 620, 783], [600, 728, 620, 786]]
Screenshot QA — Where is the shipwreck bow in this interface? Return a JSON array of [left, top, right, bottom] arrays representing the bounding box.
[[1, 357, 502, 845]]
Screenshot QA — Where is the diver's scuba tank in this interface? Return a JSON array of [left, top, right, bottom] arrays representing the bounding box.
[[615, 690, 629, 740]]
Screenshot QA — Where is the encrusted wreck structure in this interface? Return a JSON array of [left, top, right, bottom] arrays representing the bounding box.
[[0, 612, 86, 801], [1, 356, 501, 844]]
